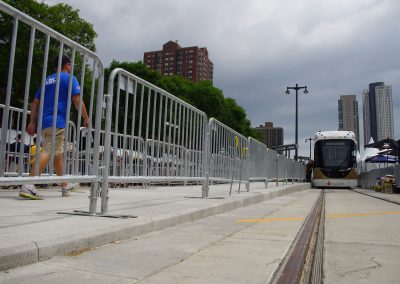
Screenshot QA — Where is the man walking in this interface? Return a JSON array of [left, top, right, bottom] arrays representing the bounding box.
[[19, 55, 89, 200]]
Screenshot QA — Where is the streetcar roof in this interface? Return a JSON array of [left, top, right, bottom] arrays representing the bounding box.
[[314, 130, 356, 142]]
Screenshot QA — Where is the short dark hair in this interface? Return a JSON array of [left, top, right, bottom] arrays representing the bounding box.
[[54, 55, 71, 69]]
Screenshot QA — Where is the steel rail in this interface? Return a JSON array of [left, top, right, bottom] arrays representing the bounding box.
[[272, 190, 324, 284]]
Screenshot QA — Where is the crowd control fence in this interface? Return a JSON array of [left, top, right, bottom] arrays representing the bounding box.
[[0, 1, 306, 216], [0, 104, 79, 178], [0, 0, 105, 214], [101, 68, 208, 213], [248, 137, 271, 189], [247, 137, 305, 190], [202, 118, 249, 197]]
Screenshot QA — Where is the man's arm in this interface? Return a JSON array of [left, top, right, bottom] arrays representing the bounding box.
[[72, 95, 90, 128], [27, 99, 39, 136]]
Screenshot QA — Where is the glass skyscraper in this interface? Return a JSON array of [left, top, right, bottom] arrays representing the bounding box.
[[362, 82, 394, 145]]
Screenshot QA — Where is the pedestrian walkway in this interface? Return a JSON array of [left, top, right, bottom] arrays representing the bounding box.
[[0, 182, 310, 271]]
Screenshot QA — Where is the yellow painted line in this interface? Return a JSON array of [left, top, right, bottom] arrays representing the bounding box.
[[237, 211, 400, 223], [237, 217, 304, 223], [327, 211, 400, 219]]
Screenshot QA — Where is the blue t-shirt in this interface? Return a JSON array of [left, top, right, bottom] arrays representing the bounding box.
[[35, 72, 80, 129]]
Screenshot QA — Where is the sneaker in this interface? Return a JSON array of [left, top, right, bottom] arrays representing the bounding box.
[[69, 183, 80, 192], [62, 183, 79, 197], [19, 184, 44, 200]]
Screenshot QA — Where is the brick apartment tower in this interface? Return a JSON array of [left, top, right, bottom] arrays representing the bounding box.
[[254, 122, 284, 149], [143, 41, 213, 82]]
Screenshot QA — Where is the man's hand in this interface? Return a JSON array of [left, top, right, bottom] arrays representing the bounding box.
[[72, 95, 90, 128], [27, 99, 39, 136], [83, 117, 90, 128], [27, 121, 36, 136]]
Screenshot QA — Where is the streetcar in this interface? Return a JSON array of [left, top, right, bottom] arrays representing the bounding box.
[[312, 130, 358, 188]]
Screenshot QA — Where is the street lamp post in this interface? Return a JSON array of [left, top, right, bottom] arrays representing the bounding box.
[[305, 137, 313, 160], [285, 84, 308, 160]]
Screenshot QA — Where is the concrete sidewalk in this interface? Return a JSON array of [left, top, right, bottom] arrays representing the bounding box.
[[0, 182, 310, 271]]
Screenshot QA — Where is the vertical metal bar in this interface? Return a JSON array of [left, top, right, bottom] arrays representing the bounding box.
[[181, 107, 187, 177], [166, 99, 173, 176], [65, 50, 76, 174], [202, 119, 211, 198], [137, 84, 145, 181], [122, 77, 130, 176], [143, 87, 151, 178], [0, 16, 18, 175], [112, 74, 121, 176], [19, 26, 35, 175], [172, 101, 177, 176], [75, 55, 86, 172], [88, 60, 96, 126], [162, 97, 168, 176], [156, 93, 163, 176], [126, 80, 134, 176], [130, 80, 138, 175], [137, 85, 144, 142], [91, 63, 105, 215], [184, 108, 189, 175], [188, 110, 193, 176], [201, 116, 206, 179], [150, 91, 158, 176], [83, 60, 96, 176], [176, 104, 183, 176], [34, 34, 50, 177], [49, 43, 64, 175], [193, 113, 198, 177]]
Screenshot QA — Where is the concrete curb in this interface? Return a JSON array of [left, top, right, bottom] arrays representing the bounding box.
[[1, 183, 310, 271]]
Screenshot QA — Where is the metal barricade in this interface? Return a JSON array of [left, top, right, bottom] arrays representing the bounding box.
[[267, 148, 279, 186], [0, 1, 104, 210], [247, 137, 306, 189], [0, 1, 308, 218], [101, 68, 208, 213], [277, 154, 288, 185], [202, 118, 249, 197], [248, 137, 271, 189], [0, 104, 31, 176], [0, 104, 80, 178], [294, 161, 306, 182]]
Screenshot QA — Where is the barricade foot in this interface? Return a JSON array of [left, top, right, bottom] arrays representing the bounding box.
[[57, 210, 137, 219]]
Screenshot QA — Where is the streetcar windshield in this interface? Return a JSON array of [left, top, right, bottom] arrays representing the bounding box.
[[314, 140, 355, 170]]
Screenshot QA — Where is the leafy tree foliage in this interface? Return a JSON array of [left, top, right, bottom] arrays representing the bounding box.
[[0, 0, 97, 108]]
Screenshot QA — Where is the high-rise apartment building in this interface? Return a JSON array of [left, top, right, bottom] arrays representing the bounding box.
[[143, 41, 213, 82], [362, 82, 394, 145], [338, 95, 360, 148], [254, 122, 284, 149]]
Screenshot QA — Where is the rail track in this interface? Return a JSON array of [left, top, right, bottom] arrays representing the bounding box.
[[271, 187, 400, 284], [271, 189, 325, 284]]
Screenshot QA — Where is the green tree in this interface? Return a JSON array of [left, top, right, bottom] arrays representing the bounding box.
[[0, 0, 97, 108]]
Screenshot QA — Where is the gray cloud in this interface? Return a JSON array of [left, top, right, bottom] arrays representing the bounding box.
[[44, 0, 400, 157]]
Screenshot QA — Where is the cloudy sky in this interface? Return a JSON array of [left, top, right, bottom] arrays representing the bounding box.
[[44, 0, 400, 157]]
